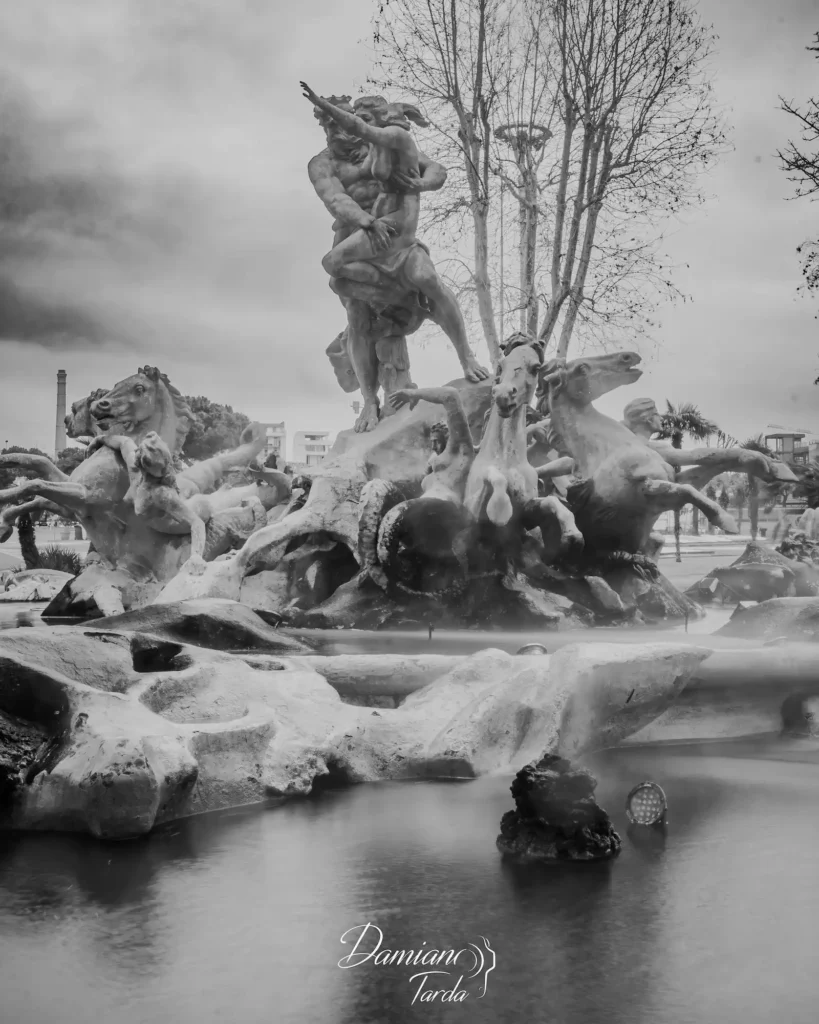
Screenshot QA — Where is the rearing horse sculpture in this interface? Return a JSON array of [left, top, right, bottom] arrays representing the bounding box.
[[463, 334, 583, 557], [0, 367, 193, 577], [369, 334, 585, 596], [540, 353, 739, 558]]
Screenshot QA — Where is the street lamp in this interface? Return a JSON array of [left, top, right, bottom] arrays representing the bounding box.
[[494, 122, 553, 338]]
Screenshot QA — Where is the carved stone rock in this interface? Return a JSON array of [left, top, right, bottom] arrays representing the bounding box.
[[497, 754, 621, 862]]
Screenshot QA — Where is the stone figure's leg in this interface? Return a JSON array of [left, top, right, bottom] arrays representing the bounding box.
[[522, 497, 585, 560], [672, 449, 796, 489], [402, 248, 490, 382], [0, 453, 68, 482], [641, 478, 739, 534], [345, 300, 381, 433], [534, 456, 575, 480], [0, 479, 89, 515], [0, 498, 67, 544], [322, 228, 380, 282]]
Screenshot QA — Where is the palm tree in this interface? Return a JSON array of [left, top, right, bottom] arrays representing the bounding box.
[[658, 401, 719, 559], [17, 512, 39, 570], [733, 482, 748, 531], [792, 457, 819, 509], [740, 435, 775, 540]]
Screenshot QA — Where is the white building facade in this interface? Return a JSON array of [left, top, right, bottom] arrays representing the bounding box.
[[293, 430, 333, 467]]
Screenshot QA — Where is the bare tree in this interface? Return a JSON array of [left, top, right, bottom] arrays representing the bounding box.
[[372, 0, 508, 363], [536, 0, 725, 356], [778, 32, 819, 295], [372, 0, 724, 361]]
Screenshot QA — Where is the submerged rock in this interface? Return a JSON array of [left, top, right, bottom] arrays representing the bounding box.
[[716, 596, 819, 642], [686, 542, 819, 604], [496, 754, 621, 862]]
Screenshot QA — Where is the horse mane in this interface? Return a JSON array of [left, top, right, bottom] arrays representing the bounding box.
[[502, 332, 544, 360], [139, 366, 193, 455]]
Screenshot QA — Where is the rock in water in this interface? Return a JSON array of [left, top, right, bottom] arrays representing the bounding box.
[[496, 754, 621, 863]]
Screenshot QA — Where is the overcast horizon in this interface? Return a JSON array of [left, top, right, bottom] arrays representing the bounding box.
[[0, 0, 817, 458]]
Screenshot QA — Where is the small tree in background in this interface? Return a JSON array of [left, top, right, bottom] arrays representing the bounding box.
[[182, 396, 251, 462], [732, 481, 748, 532], [657, 401, 718, 557], [778, 32, 819, 298], [56, 448, 86, 475], [740, 435, 776, 540]]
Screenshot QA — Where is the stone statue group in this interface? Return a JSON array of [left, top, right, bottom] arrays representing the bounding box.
[[0, 84, 798, 626]]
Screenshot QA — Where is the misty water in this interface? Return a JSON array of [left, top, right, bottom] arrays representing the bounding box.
[[1, 603, 816, 1023], [1, 745, 817, 1024]]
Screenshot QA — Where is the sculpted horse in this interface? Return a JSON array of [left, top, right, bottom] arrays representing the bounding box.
[[91, 431, 272, 574], [540, 354, 739, 559], [622, 397, 797, 489], [462, 335, 583, 557], [0, 367, 193, 579], [359, 335, 583, 597]]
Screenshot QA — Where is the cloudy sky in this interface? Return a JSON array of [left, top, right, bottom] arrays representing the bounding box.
[[0, 0, 817, 456]]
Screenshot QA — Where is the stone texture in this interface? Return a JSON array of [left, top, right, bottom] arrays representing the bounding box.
[[686, 542, 819, 604], [715, 596, 819, 642], [0, 570, 74, 603], [0, 626, 709, 838], [497, 754, 621, 862], [88, 598, 313, 654]]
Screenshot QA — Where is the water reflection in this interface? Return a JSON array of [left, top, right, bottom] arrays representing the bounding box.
[[0, 750, 816, 1023]]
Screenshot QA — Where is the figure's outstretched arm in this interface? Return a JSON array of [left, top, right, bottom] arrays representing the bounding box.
[[301, 83, 401, 149], [388, 386, 473, 453]]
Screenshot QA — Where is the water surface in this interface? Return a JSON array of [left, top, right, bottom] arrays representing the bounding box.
[[0, 743, 816, 1024]]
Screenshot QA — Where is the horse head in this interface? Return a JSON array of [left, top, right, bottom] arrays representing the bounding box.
[[538, 351, 642, 407], [66, 388, 108, 439], [90, 366, 192, 454], [492, 334, 544, 419]]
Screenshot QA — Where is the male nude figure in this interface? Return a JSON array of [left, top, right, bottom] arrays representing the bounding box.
[[306, 91, 488, 432]]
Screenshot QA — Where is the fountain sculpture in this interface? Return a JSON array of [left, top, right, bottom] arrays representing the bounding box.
[[0, 83, 811, 840]]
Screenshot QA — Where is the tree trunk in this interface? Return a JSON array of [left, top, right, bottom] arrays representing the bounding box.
[[17, 513, 39, 570], [672, 437, 682, 561], [692, 507, 700, 535], [472, 199, 501, 364], [520, 170, 539, 337], [748, 477, 759, 540]]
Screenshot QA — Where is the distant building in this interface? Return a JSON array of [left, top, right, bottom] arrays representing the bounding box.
[[293, 430, 333, 467], [765, 431, 807, 464], [261, 422, 286, 464]]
